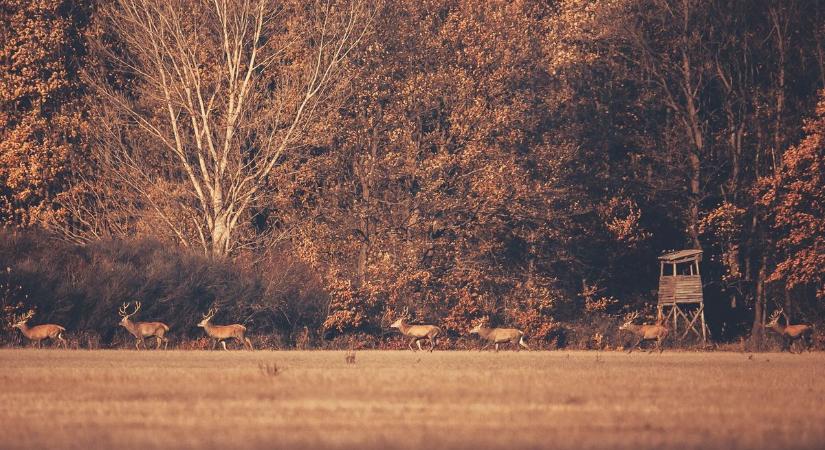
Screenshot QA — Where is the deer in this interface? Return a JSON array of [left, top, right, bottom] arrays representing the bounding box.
[[197, 307, 253, 351], [619, 312, 668, 353], [118, 301, 170, 350], [11, 310, 67, 348], [469, 322, 529, 352], [389, 309, 442, 352], [765, 308, 814, 353]]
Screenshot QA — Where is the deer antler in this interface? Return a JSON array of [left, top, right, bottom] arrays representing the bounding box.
[[202, 307, 218, 321], [119, 302, 141, 318], [16, 309, 35, 323], [623, 312, 639, 325], [767, 309, 783, 324]]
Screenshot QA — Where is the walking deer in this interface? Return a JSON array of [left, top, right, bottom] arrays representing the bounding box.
[[11, 310, 67, 348], [390, 311, 441, 352], [118, 301, 170, 350], [619, 312, 668, 353], [197, 307, 253, 350], [469, 322, 529, 351], [765, 309, 813, 353]]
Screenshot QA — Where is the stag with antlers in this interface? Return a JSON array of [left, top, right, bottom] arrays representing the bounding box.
[[389, 308, 442, 352], [197, 307, 253, 351], [619, 312, 668, 353], [765, 309, 814, 353], [118, 302, 170, 350], [11, 310, 67, 348]]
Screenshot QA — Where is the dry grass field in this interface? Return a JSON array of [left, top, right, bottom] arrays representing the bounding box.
[[1, 349, 824, 450]]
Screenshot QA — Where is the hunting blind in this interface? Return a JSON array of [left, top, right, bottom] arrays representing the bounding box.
[[657, 249, 709, 341]]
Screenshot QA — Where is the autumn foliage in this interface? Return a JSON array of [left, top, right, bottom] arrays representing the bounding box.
[[0, 0, 89, 226], [2, 0, 825, 347], [760, 90, 825, 300]]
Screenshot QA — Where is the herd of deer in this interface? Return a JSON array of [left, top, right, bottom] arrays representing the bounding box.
[[9, 302, 253, 350], [389, 316, 529, 352], [615, 309, 814, 353], [8, 303, 816, 353]]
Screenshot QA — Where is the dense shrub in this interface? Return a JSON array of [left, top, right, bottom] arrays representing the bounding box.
[[0, 229, 327, 347]]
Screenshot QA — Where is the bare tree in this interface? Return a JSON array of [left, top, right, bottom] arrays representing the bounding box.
[[626, 0, 710, 249], [79, 0, 373, 256]]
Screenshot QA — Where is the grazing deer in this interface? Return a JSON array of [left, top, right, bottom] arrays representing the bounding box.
[[619, 312, 668, 353], [118, 301, 170, 350], [197, 307, 253, 351], [390, 312, 441, 352], [11, 310, 67, 348], [765, 309, 813, 353], [469, 322, 529, 352]]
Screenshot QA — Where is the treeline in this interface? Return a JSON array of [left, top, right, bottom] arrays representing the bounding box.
[[1, 0, 824, 348]]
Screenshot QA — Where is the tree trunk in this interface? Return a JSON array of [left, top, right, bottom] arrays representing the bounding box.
[[749, 254, 767, 349], [211, 215, 232, 257], [688, 150, 701, 248], [681, 39, 704, 249], [356, 216, 368, 288]]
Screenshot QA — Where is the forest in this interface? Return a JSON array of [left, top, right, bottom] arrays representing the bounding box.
[[1, 0, 824, 349]]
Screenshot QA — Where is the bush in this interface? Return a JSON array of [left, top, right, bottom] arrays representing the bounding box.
[[0, 229, 327, 347]]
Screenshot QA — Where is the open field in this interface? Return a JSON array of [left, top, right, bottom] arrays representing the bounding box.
[[1, 350, 824, 450]]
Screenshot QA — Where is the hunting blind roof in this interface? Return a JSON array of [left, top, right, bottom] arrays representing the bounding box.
[[658, 249, 703, 264]]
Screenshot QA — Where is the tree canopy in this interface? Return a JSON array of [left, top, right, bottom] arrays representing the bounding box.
[[2, 0, 824, 345]]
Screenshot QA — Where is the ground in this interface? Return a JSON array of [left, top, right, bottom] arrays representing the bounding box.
[[1, 349, 823, 450]]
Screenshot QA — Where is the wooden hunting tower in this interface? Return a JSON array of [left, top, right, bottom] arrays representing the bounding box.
[[657, 249, 709, 341]]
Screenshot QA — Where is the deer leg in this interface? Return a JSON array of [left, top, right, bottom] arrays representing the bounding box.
[[429, 336, 436, 352], [211, 339, 218, 350], [408, 338, 417, 352], [628, 338, 642, 353], [221, 340, 228, 351], [494, 342, 499, 352], [416, 339, 423, 351], [245, 337, 253, 351], [480, 341, 490, 351], [155, 336, 162, 349], [58, 333, 67, 349]]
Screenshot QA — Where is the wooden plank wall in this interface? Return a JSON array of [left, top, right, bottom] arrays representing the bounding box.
[[658, 275, 703, 304]]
